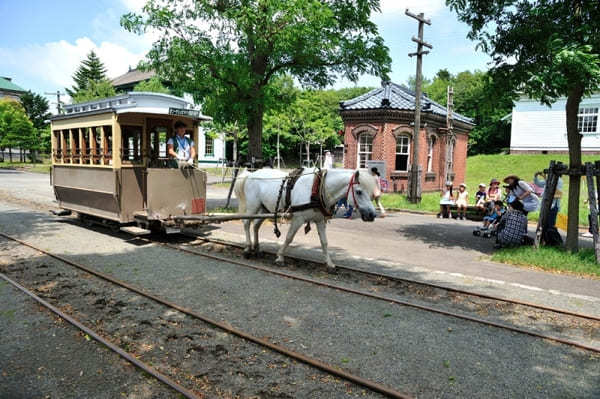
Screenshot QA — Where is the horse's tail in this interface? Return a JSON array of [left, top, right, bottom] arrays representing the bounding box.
[[233, 169, 250, 213]]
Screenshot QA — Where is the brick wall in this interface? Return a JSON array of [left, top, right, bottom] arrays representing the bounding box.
[[343, 119, 470, 193]]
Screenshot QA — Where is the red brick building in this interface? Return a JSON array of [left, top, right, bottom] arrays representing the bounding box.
[[340, 82, 474, 193]]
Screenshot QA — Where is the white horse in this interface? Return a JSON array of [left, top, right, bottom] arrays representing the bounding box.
[[234, 168, 378, 272]]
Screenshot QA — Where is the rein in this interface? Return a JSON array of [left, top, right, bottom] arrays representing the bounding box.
[[345, 172, 359, 209]]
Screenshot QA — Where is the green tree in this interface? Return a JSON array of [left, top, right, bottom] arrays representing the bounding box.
[[447, 0, 600, 251], [66, 51, 109, 97], [122, 0, 391, 161], [20, 91, 52, 158], [0, 99, 35, 162], [263, 85, 372, 164], [133, 76, 171, 94], [71, 79, 117, 104]]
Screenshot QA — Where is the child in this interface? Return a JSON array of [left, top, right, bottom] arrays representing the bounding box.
[[475, 183, 487, 209], [438, 182, 455, 219], [482, 200, 504, 230], [455, 183, 469, 220], [487, 179, 501, 204]]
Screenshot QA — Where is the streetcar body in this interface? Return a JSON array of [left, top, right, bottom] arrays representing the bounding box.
[[50, 92, 211, 232]]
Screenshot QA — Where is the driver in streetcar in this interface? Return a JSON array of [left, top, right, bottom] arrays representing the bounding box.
[[167, 120, 196, 168]]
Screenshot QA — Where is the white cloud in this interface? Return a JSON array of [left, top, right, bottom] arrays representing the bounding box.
[[379, 0, 446, 17], [0, 37, 145, 91]]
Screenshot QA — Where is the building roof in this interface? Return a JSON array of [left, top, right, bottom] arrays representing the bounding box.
[[110, 68, 156, 88], [340, 81, 474, 125], [0, 76, 26, 93]]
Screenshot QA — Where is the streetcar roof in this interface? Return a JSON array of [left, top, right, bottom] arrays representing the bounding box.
[[51, 92, 212, 122]]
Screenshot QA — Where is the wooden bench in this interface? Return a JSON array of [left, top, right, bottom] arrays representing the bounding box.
[[448, 205, 486, 221]]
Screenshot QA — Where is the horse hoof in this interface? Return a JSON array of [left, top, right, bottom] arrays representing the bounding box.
[[254, 250, 264, 258], [326, 266, 337, 275], [274, 257, 285, 267], [243, 250, 252, 259]]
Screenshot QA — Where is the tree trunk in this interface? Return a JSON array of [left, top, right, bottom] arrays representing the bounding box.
[[306, 143, 310, 162], [565, 86, 585, 252], [246, 103, 264, 164], [8, 148, 12, 162]]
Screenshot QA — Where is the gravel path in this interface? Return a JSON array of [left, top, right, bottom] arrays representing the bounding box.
[[1, 239, 381, 398], [1, 202, 599, 398], [0, 276, 176, 399]]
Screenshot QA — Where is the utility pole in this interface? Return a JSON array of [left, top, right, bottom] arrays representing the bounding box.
[[45, 90, 66, 114], [276, 125, 281, 169], [405, 9, 432, 203], [445, 86, 455, 184]]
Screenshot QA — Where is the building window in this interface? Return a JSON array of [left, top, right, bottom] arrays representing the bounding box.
[[205, 135, 214, 156], [578, 107, 599, 134], [357, 134, 372, 168], [395, 135, 410, 172], [427, 136, 436, 172]]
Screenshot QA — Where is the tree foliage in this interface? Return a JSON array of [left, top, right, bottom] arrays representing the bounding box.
[[262, 85, 372, 162], [446, 0, 600, 251], [20, 91, 51, 130], [420, 69, 513, 155], [66, 51, 109, 97], [0, 99, 36, 160], [133, 76, 171, 94], [71, 79, 117, 104], [122, 0, 391, 161], [19, 91, 52, 155]]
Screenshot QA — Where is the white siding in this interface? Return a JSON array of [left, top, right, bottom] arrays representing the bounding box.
[[197, 128, 225, 164], [510, 95, 600, 152]]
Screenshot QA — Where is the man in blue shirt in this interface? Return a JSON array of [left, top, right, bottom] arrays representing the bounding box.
[[167, 121, 196, 168]]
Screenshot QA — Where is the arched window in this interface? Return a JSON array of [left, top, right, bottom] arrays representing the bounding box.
[[357, 134, 373, 168], [427, 136, 436, 172], [395, 135, 410, 172]]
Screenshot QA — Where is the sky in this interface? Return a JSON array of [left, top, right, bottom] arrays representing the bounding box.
[[0, 0, 492, 111]]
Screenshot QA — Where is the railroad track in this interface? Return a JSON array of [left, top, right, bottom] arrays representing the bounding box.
[[0, 232, 411, 399], [152, 233, 600, 354], [186, 235, 600, 322]]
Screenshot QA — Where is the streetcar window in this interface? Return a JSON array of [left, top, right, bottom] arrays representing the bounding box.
[[71, 128, 80, 163], [90, 127, 101, 164], [102, 125, 113, 165], [82, 127, 91, 160], [63, 130, 71, 163], [53, 130, 62, 162], [121, 125, 142, 163]]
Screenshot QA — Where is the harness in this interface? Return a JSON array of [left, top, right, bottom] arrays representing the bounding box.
[[272, 169, 358, 238]]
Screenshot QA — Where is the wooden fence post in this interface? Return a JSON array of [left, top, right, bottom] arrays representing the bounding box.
[[585, 162, 600, 263], [535, 160, 558, 248]]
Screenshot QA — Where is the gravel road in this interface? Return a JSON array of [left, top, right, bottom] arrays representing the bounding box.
[[1, 202, 598, 398], [0, 276, 176, 399]]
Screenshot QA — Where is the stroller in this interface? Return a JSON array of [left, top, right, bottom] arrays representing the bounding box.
[[473, 200, 505, 238]]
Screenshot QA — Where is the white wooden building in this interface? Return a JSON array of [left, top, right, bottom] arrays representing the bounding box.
[[509, 94, 600, 154]]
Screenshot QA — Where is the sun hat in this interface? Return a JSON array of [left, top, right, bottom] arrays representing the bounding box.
[[445, 181, 453, 186], [478, 183, 486, 188], [503, 175, 519, 183], [460, 183, 467, 188], [490, 178, 499, 185]]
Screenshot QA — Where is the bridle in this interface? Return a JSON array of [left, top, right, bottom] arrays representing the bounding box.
[[345, 172, 360, 209]]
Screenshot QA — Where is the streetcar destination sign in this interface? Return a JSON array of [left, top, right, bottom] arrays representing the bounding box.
[[169, 107, 200, 117]]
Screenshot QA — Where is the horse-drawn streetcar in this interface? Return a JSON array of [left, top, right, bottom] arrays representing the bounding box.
[[50, 92, 211, 233]]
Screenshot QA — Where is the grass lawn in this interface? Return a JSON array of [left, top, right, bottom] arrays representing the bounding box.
[[492, 246, 600, 278], [0, 161, 50, 174], [381, 153, 599, 224]]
